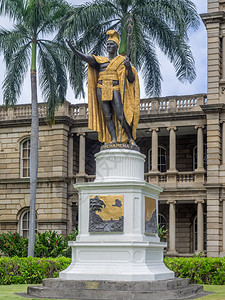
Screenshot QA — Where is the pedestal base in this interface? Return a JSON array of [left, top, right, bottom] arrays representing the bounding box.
[[61, 149, 173, 282], [60, 241, 173, 281], [27, 278, 206, 300]]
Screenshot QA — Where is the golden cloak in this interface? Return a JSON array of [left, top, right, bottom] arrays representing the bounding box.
[[88, 55, 140, 144]]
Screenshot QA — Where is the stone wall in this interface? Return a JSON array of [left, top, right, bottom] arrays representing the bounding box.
[[0, 123, 70, 235]]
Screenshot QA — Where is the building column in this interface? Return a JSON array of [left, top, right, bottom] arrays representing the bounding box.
[[220, 199, 225, 257], [76, 133, 86, 181], [195, 126, 204, 171], [150, 128, 159, 171], [195, 199, 205, 254], [167, 200, 178, 255], [68, 133, 75, 193], [67, 201, 73, 234], [222, 36, 225, 79], [167, 127, 177, 172], [222, 122, 225, 165], [68, 133, 74, 177]]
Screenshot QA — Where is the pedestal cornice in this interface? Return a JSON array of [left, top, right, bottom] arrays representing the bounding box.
[[74, 180, 163, 195]]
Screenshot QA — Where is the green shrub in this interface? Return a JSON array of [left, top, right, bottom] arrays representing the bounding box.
[[0, 232, 28, 257], [164, 257, 225, 285], [0, 230, 78, 258], [34, 231, 68, 258], [1, 256, 225, 286], [158, 225, 168, 242], [0, 256, 71, 285]]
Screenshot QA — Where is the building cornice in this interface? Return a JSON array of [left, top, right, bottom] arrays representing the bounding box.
[[200, 103, 225, 113], [204, 183, 222, 189], [140, 111, 206, 123], [0, 176, 70, 184], [201, 11, 225, 26], [37, 219, 68, 223]]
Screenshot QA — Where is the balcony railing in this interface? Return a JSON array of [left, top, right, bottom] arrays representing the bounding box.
[[140, 94, 207, 115], [144, 170, 206, 188], [80, 170, 206, 187], [0, 93, 207, 121], [177, 172, 195, 182]]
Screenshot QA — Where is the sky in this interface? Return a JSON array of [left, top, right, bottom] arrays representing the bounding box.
[[0, 0, 207, 105]]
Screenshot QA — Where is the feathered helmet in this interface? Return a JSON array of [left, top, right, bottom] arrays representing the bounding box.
[[106, 30, 120, 46]]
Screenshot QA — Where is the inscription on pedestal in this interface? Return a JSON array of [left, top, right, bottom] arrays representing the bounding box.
[[89, 195, 124, 232], [145, 196, 158, 234]]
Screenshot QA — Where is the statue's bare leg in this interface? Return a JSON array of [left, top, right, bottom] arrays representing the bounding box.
[[111, 90, 136, 144], [97, 88, 117, 143]]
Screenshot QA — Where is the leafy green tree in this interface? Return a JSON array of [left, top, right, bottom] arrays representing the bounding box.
[[61, 0, 200, 97], [0, 0, 70, 257]]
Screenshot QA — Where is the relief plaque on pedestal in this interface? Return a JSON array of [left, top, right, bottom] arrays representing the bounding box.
[[89, 195, 124, 232], [145, 196, 157, 234]]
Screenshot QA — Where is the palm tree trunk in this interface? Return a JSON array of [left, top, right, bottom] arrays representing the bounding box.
[[28, 41, 38, 257]]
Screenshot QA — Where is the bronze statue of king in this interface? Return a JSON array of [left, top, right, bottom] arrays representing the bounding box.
[[67, 30, 140, 145]]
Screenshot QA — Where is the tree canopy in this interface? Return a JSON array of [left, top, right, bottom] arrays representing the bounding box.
[[0, 0, 70, 120], [61, 0, 200, 97], [0, 0, 71, 257]]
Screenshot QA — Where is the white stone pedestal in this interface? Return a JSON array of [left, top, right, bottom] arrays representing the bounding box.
[[60, 149, 174, 281]]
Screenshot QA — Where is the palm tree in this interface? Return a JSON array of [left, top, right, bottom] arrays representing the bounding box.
[[0, 0, 70, 257], [61, 0, 200, 97]]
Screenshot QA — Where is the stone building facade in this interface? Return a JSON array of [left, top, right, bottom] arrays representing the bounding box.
[[0, 0, 225, 257]]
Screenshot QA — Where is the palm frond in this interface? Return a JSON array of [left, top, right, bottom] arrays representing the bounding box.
[[68, 51, 86, 99], [58, 0, 199, 97], [0, 0, 24, 20], [3, 43, 31, 107], [139, 0, 199, 36], [140, 8, 196, 84], [38, 40, 67, 122], [36, 0, 71, 36], [129, 13, 143, 66], [139, 38, 162, 97], [171, 36, 196, 83], [59, 0, 117, 40], [0, 25, 31, 65]]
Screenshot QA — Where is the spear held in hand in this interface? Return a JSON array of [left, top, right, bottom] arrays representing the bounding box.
[[120, 14, 133, 143]]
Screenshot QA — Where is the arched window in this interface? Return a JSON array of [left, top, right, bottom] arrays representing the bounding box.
[[20, 210, 30, 238], [158, 214, 167, 242], [20, 210, 37, 238], [21, 139, 30, 178], [148, 146, 167, 172], [193, 213, 207, 252], [193, 144, 207, 170]]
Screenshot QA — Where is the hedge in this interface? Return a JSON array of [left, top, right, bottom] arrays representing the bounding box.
[[0, 230, 78, 258], [0, 256, 71, 285], [164, 257, 225, 285], [1, 256, 225, 285]]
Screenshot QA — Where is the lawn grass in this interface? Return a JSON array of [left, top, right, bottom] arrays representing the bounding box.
[[0, 284, 66, 300], [0, 283, 225, 300], [201, 285, 225, 300]]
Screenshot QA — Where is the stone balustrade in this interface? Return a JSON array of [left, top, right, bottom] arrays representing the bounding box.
[[177, 172, 195, 182], [140, 93, 207, 114], [79, 171, 206, 187], [144, 171, 206, 188], [0, 93, 207, 121]]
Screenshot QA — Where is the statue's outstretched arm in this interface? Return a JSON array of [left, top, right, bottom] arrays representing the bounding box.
[[66, 39, 99, 69], [124, 56, 135, 83]]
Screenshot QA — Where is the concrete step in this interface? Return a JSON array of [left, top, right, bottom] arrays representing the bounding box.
[[42, 277, 190, 291], [26, 278, 205, 300]]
